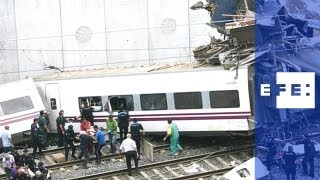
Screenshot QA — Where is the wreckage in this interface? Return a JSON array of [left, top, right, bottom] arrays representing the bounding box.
[[221, 157, 269, 180], [191, 0, 319, 179], [191, 0, 320, 131], [191, 0, 254, 66]]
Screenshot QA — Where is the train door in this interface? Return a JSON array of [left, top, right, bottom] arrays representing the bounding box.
[[45, 83, 61, 130]]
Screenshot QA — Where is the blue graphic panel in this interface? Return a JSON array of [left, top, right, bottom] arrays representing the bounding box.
[[255, 0, 320, 179]]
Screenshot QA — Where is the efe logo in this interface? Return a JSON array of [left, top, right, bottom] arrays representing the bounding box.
[[260, 72, 315, 108]]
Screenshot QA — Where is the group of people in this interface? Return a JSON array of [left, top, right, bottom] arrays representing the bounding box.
[[2, 148, 48, 180], [29, 111, 50, 158], [53, 105, 146, 175], [67, 105, 183, 176], [265, 133, 316, 180], [2, 103, 184, 177]]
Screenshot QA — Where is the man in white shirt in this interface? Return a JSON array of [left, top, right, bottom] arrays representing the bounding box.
[[119, 133, 138, 176], [1, 125, 14, 153]]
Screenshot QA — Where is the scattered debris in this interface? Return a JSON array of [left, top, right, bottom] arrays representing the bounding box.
[[59, 168, 65, 172], [185, 163, 200, 174], [221, 157, 269, 180]]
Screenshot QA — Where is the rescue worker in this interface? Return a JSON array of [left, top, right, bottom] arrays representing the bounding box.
[[130, 118, 144, 159], [296, 134, 315, 178], [94, 125, 106, 164], [118, 106, 129, 143], [163, 120, 183, 156], [64, 125, 77, 161], [107, 115, 118, 154], [283, 146, 297, 180], [31, 118, 42, 157], [265, 133, 276, 171], [78, 129, 94, 169], [56, 110, 67, 147], [80, 102, 94, 126], [1, 125, 14, 153], [38, 111, 49, 149], [119, 133, 138, 176]]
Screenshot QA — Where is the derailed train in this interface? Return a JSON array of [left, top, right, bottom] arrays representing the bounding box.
[[0, 63, 254, 143]]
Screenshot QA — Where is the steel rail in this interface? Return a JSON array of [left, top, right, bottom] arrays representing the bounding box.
[[68, 144, 254, 180]]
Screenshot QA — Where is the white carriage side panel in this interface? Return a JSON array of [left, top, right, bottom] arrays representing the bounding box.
[[36, 68, 251, 132], [0, 79, 45, 134], [141, 119, 250, 132]]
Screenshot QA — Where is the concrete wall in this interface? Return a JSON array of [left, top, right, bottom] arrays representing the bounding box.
[[0, 0, 218, 84]]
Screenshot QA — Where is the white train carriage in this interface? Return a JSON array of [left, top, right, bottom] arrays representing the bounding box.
[[0, 79, 45, 145], [33, 64, 254, 135]]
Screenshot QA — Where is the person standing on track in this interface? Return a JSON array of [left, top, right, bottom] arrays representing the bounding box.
[[130, 118, 144, 159], [94, 125, 106, 164], [107, 115, 118, 154], [80, 117, 93, 155], [31, 118, 42, 157], [265, 133, 276, 171], [38, 111, 49, 149], [163, 119, 183, 156], [119, 133, 139, 176], [56, 110, 67, 147], [1, 125, 14, 153], [295, 134, 315, 178], [117, 106, 129, 143], [78, 129, 94, 169], [283, 145, 297, 180], [64, 125, 77, 161]]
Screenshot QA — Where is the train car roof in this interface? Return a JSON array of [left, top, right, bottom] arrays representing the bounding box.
[[34, 62, 243, 81]]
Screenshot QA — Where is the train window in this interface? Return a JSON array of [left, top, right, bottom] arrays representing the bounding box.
[[108, 95, 134, 111], [50, 98, 57, 110], [0, 96, 34, 115], [174, 92, 203, 109], [209, 90, 240, 108], [140, 93, 167, 110], [78, 96, 102, 112]]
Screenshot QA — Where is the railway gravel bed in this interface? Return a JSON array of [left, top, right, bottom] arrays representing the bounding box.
[[0, 136, 253, 179], [66, 145, 253, 180], [50, 139, 253, 180]]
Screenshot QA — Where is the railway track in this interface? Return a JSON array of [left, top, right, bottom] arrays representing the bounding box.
[[68, 144, 254, 180], [0, 142, 169, 180]]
